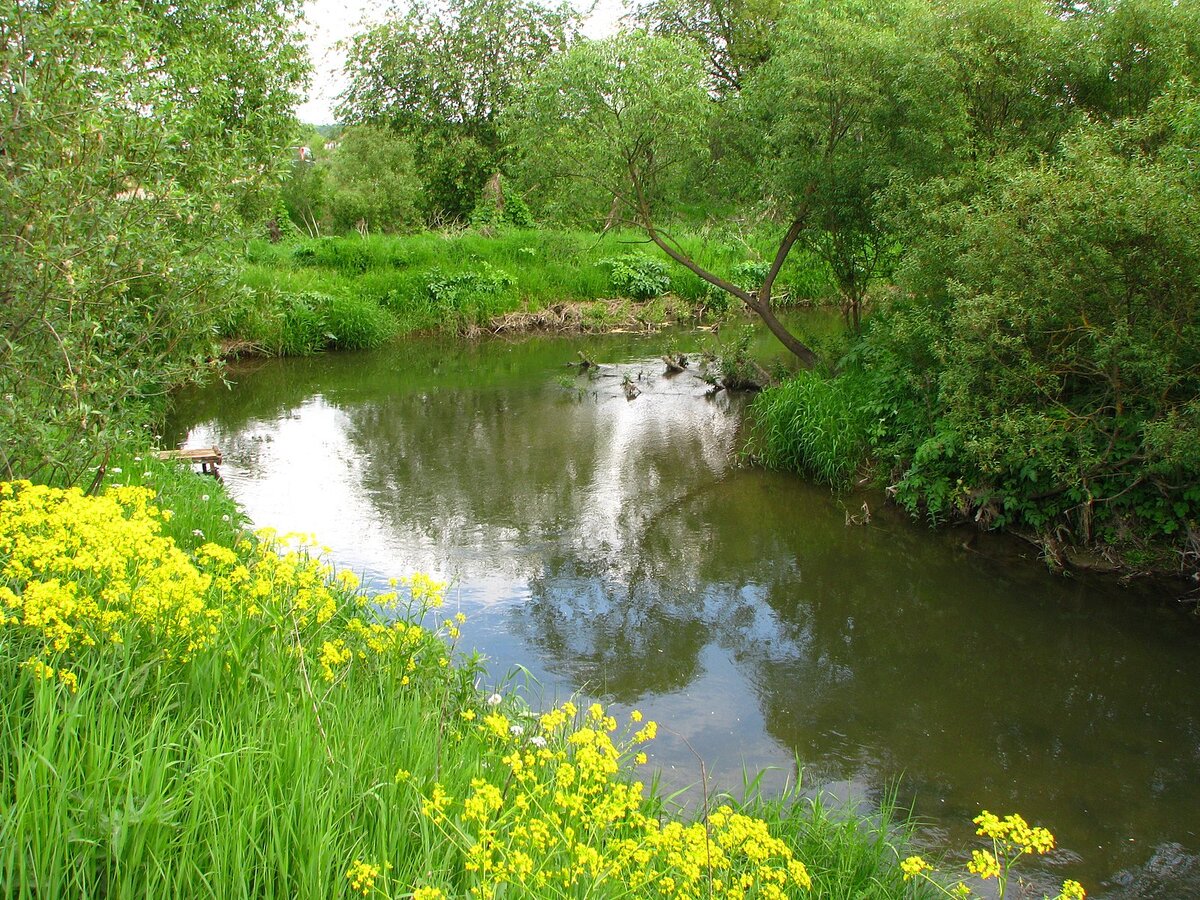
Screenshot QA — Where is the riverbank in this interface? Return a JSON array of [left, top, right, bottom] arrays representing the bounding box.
[[746, 363, 1200, 589], [0, 460, 912, 898], [223, 229, 832, 357], [3, 451, 1105, 898]]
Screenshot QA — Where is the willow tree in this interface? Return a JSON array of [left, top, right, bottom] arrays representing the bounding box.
[[0, 0, 306, 482], [338, 0, 580, 221], [507, 0, 951, 364]]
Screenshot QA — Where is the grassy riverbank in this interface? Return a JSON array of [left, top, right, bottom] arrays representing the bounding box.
[[1, 461, 931, 899], [225, 229, 834, 356]]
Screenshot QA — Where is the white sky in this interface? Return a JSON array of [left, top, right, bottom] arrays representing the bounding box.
[[296, 0, 627, 124]]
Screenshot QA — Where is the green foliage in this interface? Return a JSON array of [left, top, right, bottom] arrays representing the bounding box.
[[0, 0, 306, 484], [469, 177, 537, 230], [631, 0, 785, 95], [599, 254, 672, 300], [235, 230, 814, 346], [425, 263, 518, 330], [749, 369, 875, 488], [506, 32, 713, 226], [323, 295, 399, 351], [339, 0, 580, 222], [326, 126, 423, 234], [853, 90, 1200, 552], [282, 157, 328, 237], [278, 292, 332, 356]]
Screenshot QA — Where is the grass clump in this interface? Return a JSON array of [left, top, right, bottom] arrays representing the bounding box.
[[748, 369, 876, 489]]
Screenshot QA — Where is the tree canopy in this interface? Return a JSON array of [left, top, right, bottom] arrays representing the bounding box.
[[338, 0, 580, 220], [1, 0, 307, 481]]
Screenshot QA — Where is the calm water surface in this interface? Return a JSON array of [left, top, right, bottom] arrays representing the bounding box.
[[167, 329, 1200, 898]]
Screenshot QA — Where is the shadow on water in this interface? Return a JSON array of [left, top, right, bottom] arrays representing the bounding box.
[[167, 327, 1200, 899]]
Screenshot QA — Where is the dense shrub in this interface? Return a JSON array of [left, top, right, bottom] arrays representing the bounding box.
[[860, 98, 1200, 553], [425, 263, 518, 329], [600, 254, 672, 300]]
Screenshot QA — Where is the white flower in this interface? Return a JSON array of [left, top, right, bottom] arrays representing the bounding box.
[[486, 693, 502, 707], [192, 529, 204, 538], [510, 725, 524, 737], [221, 514, 230, 522], [110, 467, 122, 474], [530, 736, 547, 748], [201, 494, 210, 502]]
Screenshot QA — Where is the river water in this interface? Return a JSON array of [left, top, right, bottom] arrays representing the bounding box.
[[166, 328, 1200, 898]]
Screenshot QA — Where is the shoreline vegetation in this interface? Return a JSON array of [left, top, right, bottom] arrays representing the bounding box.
[[224, 229, 832, 357], [0, 466, 1088, 899]]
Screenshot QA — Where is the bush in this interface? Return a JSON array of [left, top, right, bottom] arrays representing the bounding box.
[[469, 177, 537, 230], [0, 0, 303, 484], [855, 96, 1200, 555], [600, 253, 671, 300], [425, 263, 518, 329]]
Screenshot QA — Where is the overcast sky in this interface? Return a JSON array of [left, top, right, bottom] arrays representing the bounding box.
[[296, 0, 626, 124]]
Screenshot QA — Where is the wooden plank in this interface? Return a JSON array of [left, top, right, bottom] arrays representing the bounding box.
[[154, 446, 222, 465]]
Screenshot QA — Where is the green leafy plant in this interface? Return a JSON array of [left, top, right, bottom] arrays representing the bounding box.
[[599, 253, 672, 300], [425, 263, 518, 329]]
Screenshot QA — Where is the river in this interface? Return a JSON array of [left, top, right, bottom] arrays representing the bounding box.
[[166, 328, 1200, 898]]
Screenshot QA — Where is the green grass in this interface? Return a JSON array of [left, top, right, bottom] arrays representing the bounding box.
[[748, 369, 876, 489], [230, 229, 835, 354]]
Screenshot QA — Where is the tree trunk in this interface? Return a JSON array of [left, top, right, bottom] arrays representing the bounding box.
[[629, 172, 820, 367]]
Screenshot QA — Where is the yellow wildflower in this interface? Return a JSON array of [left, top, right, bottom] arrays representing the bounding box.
[[345, 859, 381, 896], [900, 855, 932, 881], [968, 849, 1001, 880]]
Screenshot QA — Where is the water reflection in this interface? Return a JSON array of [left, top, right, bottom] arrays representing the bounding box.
[[168, 330, 1200, 898]]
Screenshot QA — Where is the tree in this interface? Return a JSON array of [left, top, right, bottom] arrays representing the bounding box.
[[326, 126, 423, 233], [509, 0, 950, 364], [0, 0, 306, 482], [630, 0, 784, 95], [338, 0, 580, 221], [1065, 0, 1200, 123]]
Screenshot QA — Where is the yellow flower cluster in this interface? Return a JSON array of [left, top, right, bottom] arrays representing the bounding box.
[[901, 811, 1083, 900], [0, 481, 217, 674], [345, 859, 386, 895], [420, 700, 812, 900], [0, 481, 451, 696], [967, 849, 1001, 880], [900, 855, 932, 880], [973, 810, 1055, 855], [20, 655, 77, 693]]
